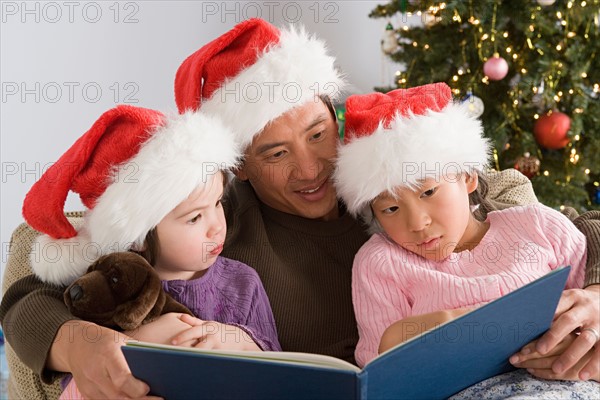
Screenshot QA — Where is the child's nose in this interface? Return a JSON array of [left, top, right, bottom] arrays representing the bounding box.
[[206, 217, 224, 238], [407, 208, 431, 232]]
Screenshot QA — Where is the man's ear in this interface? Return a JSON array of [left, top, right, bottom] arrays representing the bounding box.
[[465, 173, 479, 194], [233, 164, 249, 181]]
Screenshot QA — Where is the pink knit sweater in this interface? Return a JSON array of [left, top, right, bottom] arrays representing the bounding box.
[[352, 203, 586, 367]]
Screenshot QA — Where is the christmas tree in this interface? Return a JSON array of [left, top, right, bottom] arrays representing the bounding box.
[[371, 0, 600, 211]]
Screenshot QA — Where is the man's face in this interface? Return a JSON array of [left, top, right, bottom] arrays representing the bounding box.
[[236, 100, 340, 221]]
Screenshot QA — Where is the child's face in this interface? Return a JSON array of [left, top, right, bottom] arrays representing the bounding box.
[[371, 174, 481, 262], [154, 173, 226, 280]]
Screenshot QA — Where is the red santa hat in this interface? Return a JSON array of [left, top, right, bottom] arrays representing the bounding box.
[[334, 82, 491, 220], [23, 105, 240, 286], [175, 18, 345, 150]]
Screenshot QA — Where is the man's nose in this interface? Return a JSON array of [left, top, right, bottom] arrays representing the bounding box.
[[288, 147, 322, 182]]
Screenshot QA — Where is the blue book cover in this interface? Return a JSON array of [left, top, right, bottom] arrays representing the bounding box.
[[122, 267, 570, 400]]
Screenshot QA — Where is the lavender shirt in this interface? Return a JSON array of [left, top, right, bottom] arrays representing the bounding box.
[[162, 256, 281, 351]]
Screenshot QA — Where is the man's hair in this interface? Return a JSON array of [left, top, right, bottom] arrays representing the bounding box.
[[239, 95, 338, 165], [320, 94, 337, 123]]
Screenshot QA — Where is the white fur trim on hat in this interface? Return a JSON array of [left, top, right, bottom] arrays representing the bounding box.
[[334, 102, 491, 219], [30, 229, 99, 286], [201, 24, 346, 150]]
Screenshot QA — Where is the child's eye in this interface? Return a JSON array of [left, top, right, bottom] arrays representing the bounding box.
[[381, 206, 399, 214], [421, 187, 437, 198], [188, 214, 201, 224]]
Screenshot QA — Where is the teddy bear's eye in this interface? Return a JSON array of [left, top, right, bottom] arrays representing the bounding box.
[[112, 276, 119, 284]]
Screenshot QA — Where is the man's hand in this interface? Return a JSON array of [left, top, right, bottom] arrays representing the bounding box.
[[48, 320, 159, 399], [510, 285, 600, 381], [170, 314, 260, 351]]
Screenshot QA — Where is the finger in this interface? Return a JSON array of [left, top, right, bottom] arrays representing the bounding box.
[[536, 310, 582, 354], [193, 336, 216, 349], [551, 329, 598, 374], [113, 373, 151, 398], [552, 290, 577, 320], [530, 350, 595, 381], [510, 340, 539, 364], [101, 346, 151, 399], [171, 327, 207, 345], [578, 345, 600, 381], [513, 355, 559, 370], [526, 367, 572, 381], [511, 334, 575, 364], [179, 313, 204, 326]]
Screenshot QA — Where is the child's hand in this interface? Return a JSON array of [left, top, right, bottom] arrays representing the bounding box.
[[125, 312, 195, 345], [379, 307, 473, 354], [170, 314, 261, 351], [510, 332, 599, 381]]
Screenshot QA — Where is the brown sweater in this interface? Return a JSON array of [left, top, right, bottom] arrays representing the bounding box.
[[222, 180, 369, 364], [1, 170, 600, 398]]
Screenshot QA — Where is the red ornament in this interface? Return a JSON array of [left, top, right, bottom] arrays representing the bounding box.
[[533, 111, 571, 150], [483, 54, 509, 80]]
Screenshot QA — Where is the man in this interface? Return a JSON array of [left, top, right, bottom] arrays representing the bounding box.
[[1, 18, 599, 399]]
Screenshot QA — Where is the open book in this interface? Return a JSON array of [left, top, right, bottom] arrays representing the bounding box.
[[122, 267, 570, 400]]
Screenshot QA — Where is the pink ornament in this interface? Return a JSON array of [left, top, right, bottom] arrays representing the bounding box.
[[483, 54, 509, 80]]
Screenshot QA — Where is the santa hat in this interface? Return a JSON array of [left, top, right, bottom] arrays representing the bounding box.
[[175, 18, 345, 150], [334, 82, 491, 221], [23, 105, 240, 286]]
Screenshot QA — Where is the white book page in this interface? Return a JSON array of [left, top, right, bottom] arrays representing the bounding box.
[[126, 341, 361, 372]]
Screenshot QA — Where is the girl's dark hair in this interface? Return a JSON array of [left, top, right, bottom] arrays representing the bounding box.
[[135, 228, 160, 266], [469, 172, 497, 221]]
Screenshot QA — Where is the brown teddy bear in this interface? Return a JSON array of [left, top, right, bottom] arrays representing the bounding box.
[[64, 252, 192, 330]]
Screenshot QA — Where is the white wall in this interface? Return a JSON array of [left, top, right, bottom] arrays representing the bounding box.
[[1, 1, 407, 285]]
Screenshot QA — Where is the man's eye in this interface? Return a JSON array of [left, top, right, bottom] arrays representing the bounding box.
[[311, 131, 324, 141], [270, 150, 285, 159]]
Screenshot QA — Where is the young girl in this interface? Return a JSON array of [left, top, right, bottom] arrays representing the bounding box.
[[21, 105, 281, 399], [333, 83, 598, 394]]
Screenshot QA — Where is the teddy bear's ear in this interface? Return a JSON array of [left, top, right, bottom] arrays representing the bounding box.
[[112, 272, 162, 330]]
